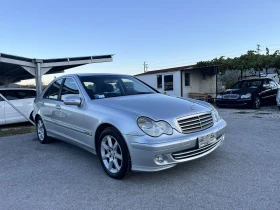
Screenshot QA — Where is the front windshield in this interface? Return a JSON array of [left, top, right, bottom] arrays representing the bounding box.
[[79, 75, 157, 99], [231, 80, 262, 89]]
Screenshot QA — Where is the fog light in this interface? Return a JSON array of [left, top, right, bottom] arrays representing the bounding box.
[[155, 155, 165, 164]]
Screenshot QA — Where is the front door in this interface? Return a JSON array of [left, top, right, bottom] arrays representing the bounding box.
[[56, 78, 90, 146]]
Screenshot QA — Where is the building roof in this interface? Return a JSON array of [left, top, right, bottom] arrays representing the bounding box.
[[134, 65, 194, 76]]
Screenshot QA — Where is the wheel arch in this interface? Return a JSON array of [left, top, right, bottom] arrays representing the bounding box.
[[94, 123, 125, 154]]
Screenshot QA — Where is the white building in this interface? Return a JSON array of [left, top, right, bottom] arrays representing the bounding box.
[[135, 65, 218, 98]]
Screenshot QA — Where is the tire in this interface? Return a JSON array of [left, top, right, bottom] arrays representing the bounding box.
[[36, 117, 51, 144], [98, 127, 131, 179], [252, 96, 261, 109]]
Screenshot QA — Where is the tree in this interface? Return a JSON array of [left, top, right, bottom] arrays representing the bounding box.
[[194, 45, 280, 79]]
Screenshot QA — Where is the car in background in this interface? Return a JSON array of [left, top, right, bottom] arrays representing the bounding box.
[[33, 74, 227, 179], [277, 89, 280, 110], [0, 88, 36, 125], [216, 78, 279, 109]]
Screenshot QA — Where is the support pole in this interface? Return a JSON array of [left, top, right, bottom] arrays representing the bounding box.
[[35, 61, 43, 96]]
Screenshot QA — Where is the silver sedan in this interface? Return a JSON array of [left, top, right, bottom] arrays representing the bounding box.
[[33, 73, 227, 179]]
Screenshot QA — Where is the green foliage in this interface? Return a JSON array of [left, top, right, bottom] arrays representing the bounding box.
[[195, 45, 280, 78]]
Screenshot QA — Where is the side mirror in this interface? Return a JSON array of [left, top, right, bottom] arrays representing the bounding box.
[[63, 96, 82, 106]]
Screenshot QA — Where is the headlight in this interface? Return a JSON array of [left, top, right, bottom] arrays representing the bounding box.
[[216, 94, 222, 99], [137, 117, 173, 137], [211, 105, 221, 122], [241, 93, 251, 99]]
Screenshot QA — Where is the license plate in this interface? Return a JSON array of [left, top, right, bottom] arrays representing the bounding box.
[[198, 132, 216, 148]]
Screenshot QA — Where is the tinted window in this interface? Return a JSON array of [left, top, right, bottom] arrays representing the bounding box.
[[79, 75, 155, 99], [164, 75, 173, 91], [61, 78, 80, 100], [157, 75, 162, 89], [26, 90, 36, 97], [5, 90, 19, 100], [231, 80, 262, 89], [43, 79, 63, 100], [185, 73, 190, 86]]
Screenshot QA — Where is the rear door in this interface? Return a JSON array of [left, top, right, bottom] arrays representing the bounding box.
[[0, 90, 5, 125]]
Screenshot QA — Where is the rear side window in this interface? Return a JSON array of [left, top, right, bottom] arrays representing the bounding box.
[[43, 79, 63, 100], [61, 78, 80, 100], [5, 90, 19, 100], [26, 90, 36, 98]]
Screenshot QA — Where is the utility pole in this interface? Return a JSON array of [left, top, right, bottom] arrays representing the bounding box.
[[143, 62, 148, 72]]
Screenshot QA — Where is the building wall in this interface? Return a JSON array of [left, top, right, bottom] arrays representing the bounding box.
[[182, 70, 200, 97], [199, 75, 216, 97], [136, 71, 181, 96], [136, 70, 216, 98]]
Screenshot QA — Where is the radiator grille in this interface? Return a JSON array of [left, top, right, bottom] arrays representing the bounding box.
[[177, 112, 214, 134]]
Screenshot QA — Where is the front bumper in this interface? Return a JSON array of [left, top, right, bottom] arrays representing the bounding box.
[[125, 119, 227, 172], [216, 98, 253, 107]]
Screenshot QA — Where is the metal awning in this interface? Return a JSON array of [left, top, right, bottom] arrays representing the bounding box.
[[0, 53, 113, 94]]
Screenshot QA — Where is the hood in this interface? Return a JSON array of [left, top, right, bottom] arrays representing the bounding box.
[[221, 88, 258, 95], [93, 94, 211, 122]]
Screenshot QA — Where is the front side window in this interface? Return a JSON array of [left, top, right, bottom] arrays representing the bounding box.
[[61, 78, 80, 100], [164, 75, 173, 91], [43, 79, 63, 100], [157, 75, 162, 89], [79, 75, 156, 99]]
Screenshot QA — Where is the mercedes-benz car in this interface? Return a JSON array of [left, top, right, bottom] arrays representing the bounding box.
[[33, 74, 227, 179], [216, 78, 279, 109]]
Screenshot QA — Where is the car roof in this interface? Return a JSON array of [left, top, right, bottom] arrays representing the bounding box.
[[56, 73, 130, 78]]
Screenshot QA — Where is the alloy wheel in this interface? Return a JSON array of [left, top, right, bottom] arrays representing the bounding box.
[[100, 135, 123, 174], [255, 97, 260, 109], [37, 120, 45, 141]]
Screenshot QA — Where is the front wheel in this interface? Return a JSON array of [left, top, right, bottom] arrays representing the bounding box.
[[36, 117, 51, 144], [252, 96, 261, 109], [98, 127, 131, 179]]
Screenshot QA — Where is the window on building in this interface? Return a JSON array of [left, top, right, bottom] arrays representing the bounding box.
[[185, 73, 190, 86], [164, 75, 173, 91], [202, 72, 207, 80], [157, 75, 162, 89]]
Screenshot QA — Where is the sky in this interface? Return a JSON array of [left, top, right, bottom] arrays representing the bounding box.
[[1, 0, 280, 85]]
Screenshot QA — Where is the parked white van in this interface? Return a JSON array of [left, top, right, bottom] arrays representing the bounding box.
[[0, 88, 36, 125]]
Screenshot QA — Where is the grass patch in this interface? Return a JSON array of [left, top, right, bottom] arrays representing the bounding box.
[[0, 123, 35, 137]]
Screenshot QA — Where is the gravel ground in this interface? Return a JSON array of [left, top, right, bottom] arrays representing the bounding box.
[[0, 108, 279, 210]]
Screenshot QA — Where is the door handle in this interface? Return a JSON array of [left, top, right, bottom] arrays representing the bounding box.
[[55, 105, 61, 110], [39, 102, 45, 106]]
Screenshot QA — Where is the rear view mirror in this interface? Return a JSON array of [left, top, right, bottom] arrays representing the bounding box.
[[263, 84, 270, 89], [63, 96, 82, 106]]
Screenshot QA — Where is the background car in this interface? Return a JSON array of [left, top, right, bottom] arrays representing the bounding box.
[[216, 78, 279, 109], [277, 89, 280, 110], [0, 88, 36, 125]]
